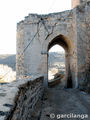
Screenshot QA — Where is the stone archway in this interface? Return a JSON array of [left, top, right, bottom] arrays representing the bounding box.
[[44, 34, 73, 88]]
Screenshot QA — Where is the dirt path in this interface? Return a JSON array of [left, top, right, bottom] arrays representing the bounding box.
[[31, 84, 90, 120]]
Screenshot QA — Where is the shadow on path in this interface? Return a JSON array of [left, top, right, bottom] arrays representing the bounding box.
[[31, 84, 90, 120]]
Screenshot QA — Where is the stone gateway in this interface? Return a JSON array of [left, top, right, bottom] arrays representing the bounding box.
[[16, 0, 90, 89]]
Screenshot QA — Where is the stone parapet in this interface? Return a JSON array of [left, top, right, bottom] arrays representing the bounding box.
[[0, 75, 44, 120]]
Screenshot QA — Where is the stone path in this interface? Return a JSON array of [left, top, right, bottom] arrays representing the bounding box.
[[32, 84, 90, 120]]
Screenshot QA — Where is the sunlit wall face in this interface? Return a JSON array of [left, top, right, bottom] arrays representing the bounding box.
[[48, 44, 65, 80]]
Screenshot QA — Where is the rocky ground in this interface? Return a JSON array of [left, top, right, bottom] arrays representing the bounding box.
[[31, 84, 90, 120]]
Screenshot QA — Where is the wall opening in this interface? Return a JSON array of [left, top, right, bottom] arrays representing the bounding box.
[[47, 35, 73, 88], [48, 45, 65, 86]]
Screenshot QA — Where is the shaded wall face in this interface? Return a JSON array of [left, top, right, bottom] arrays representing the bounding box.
[[75, 1, 90, 87]]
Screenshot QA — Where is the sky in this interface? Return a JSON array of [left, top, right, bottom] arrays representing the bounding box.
[[49, 45, 64, 52], [0, 0, 71, 54]]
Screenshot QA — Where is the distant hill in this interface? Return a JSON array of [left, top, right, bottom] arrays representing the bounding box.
[[0, 54, 16, 83], [48, 52, 65, 70], [0, 54, 16, 71], [48, 52, 65, 80]]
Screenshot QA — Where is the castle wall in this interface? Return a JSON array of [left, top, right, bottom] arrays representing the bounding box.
[[16, 1, 90, 89], [17, 11, 78, 88], [74, 1, 90, 88], [16, 22, 24, 78]]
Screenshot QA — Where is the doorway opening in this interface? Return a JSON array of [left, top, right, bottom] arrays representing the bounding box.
[[48, 44, 65, 86], [47, 35, 73, 88]]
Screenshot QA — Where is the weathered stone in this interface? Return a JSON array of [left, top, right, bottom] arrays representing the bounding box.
[[0, 75, 43, 120], [16, 0, 90, 89], [0, 1, 88, 120]]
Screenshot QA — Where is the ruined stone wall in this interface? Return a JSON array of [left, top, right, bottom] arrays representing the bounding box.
[[0, 75, 43, 120], [16, 1, 90, 88], [24, 15, 43, 76], [16, 11, 78, 88], [16, 22, 24, 78], [74, 1, 90, 88]]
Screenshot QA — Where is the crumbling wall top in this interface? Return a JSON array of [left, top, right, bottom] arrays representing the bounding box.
[[17, 10, 73, 29]]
